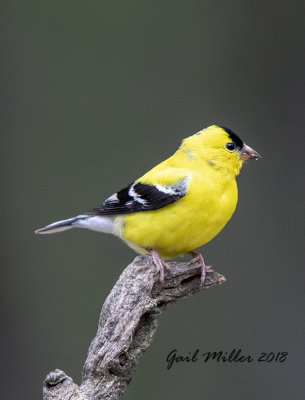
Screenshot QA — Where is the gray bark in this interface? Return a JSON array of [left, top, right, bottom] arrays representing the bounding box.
[[43, 255, 225, 400]]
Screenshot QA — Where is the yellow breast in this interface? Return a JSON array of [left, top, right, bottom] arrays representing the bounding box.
[[118, 170, 238, 259]]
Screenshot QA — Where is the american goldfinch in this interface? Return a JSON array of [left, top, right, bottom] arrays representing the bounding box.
[[35, 125, 260, 283]]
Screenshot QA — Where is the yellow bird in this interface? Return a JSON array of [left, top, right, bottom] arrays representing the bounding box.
[[35, 125, 260, 283]]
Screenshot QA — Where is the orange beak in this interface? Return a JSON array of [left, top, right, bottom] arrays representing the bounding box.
[[240, 144, 261, 161]]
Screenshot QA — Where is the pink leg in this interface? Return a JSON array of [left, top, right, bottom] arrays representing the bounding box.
[[149, 250, 169, 283], [189, 251, 208, 285]]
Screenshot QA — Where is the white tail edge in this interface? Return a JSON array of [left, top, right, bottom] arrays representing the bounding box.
[[35, 215, 115, 235], [35, 215, 88, 234]]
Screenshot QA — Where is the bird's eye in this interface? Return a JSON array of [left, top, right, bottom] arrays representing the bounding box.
[[225, 142, 236, 151]]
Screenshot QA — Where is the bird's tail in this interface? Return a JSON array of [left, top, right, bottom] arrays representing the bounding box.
[[35, 215, 90, 234], [35, 214, 115, 235]]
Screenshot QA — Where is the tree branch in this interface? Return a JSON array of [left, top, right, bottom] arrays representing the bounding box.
[[43, 255, 225, 400]]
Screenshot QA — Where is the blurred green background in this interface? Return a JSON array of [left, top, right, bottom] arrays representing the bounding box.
[[1, 1, 304, 399]]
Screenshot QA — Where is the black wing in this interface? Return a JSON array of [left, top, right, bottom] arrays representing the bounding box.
[[90, 177, 188, 215]]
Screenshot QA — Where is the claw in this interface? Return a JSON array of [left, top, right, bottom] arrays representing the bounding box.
[[189, 251, 208, 285], [149, 250, 169, 283]]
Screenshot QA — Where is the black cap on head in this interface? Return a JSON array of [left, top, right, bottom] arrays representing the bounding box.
[[221, 126, 244, 150]]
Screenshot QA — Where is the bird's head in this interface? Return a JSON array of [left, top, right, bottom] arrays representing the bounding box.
[[180, 125, 261, 176]]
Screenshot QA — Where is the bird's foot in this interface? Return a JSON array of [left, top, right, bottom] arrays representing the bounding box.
[[149, 250, 170, 283], [189, 251, 210, 285]]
